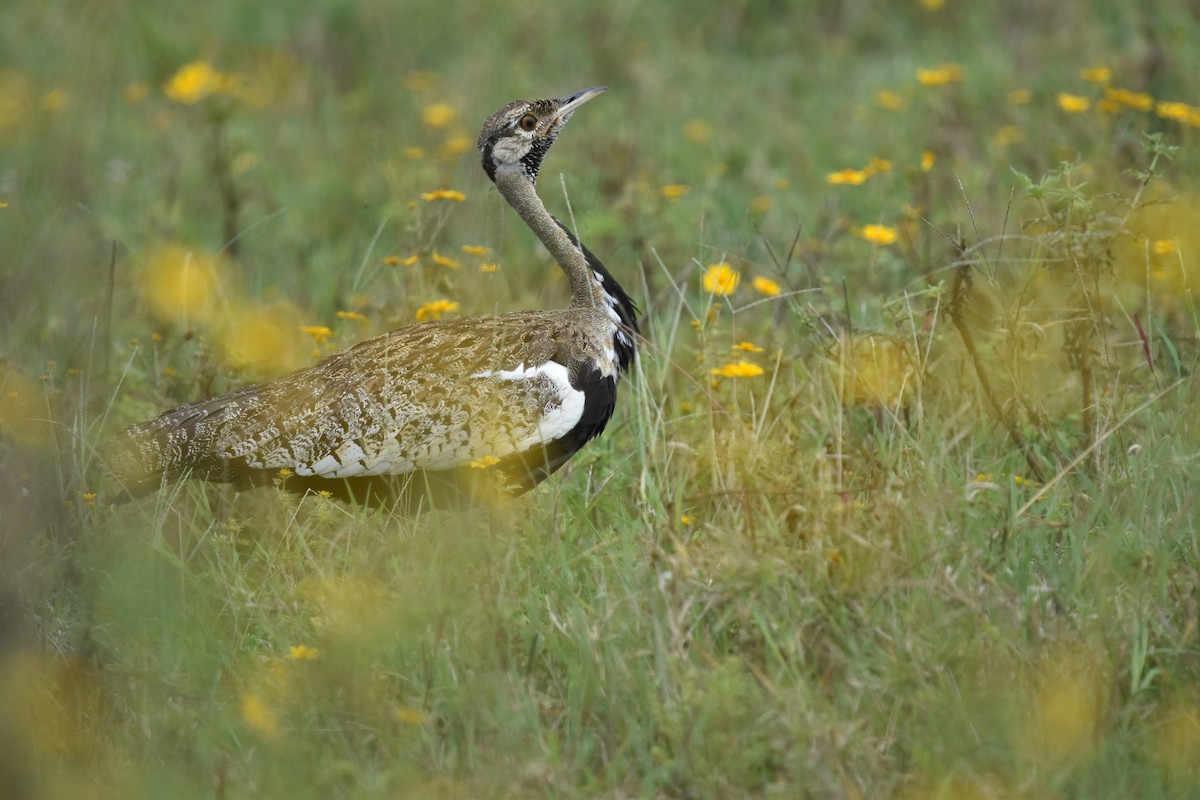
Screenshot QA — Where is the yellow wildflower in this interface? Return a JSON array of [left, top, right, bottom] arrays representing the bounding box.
[[660, 184, 689, 200], [422, 189, 466, 202], [915, 63, 963, 87], [421, 102, 456, 128], [1156, 101, 1199, 122], [384, 254, 419, 267], [141, 245, 223, 326], [1104, 86, 1153, 111], [859, 224, 899, 245], [479, 262, 500, 273], [867, 156, 893, 173], [734, 341, 764, 353], [682, 118, 713, 144], [287, 645, 320, 661], [415, 300, 459, 321], [680, 514, 695, 526], [994, 126, 1023, 147], [240, 693, 280, 741], [277, 468, 292, 479], [81, 492, 97, 503], [1008, 88, 1032, 106], [1152, 239, 1176, 255], [1080, 66, 1111, 84], [469, 455, 500, 469], [299, 325, 332, 344], [710, 360, 765, 378], [920, 150, 936, 171], [875, 90, 904, 110], [439, 135, 472, 158], [164, 61, 234, 105], [752, 275, 781, 297], [336, 310, 367, 321], [701, 263, 740, 296], [431, 251, 460, 269], [1057, 93, 1091, 113], [750, 195, 772, 213], [461, 244, 488, 256], [826, 168, 870, 186]]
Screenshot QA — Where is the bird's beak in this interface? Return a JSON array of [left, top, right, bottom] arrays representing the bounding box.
[[554, 86, 607, 125]]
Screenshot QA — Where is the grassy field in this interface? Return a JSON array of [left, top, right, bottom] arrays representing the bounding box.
[[3, 1, 1200, 797]]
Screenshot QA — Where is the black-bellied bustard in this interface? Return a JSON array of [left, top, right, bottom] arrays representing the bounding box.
[[107, 87, 638, 505]]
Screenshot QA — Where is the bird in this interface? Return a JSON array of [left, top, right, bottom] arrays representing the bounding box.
[[105, 86, 639, 506]]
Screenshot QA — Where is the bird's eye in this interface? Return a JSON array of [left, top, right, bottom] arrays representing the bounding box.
[[518, 113, 538, 132]]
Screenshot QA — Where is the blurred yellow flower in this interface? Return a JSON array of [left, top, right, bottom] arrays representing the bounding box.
[[40, 89, 67, 112], [710, 360, 764, 378], [469, 455, 500, 469], [1008, 88, 1032, 105], [1057, 92, 1091, 113], [915, 63, 963, 86], [141, 245, 223, 325], [750, 195, 772, 213], [422, 189, 466, 202], [300, 325, 333, 344], [287, 645, 320, 661], [682, 118, 713, 144], [1080, 66, 1111, 83], [875, 90, 905, 110], [920, 150, 936, 171], [826, 168, 870, 186], [660, 184, 689, 200], [336, 310, 367, 321], [680, 514, 695, 526], [164, 61, 235, 105], [833, 334, 916, 406], [1152, 239, 1177, 255], [439, 135, 472, 158], [384, 254, 420, 266], [1104, 86, 1153, 111], [431, 251, 460, 269], [479, 262, 500, 273], [994, 125, 1023, 147], [1156, 100, 1200, 123], [734, 341, 764, 353], [919, 0, 945, 9], [394, 706, 433, 726], [421, 102, 456, 128], [752, 276, 781, 297], [859, 224, 899, 245], [216, 304, 306, 376], [461, 244, 488, 256], [702, 263, 740, 296], [415, 300, 459, 321], [240, 693, 280, 742]]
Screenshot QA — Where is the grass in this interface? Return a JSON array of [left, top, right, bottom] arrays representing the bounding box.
[[3, 1, 1200, 797]]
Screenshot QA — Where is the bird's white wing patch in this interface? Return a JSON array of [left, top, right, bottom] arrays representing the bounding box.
[[471, 360, 585, 452]]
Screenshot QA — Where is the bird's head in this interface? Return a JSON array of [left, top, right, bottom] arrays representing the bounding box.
[[477, 86, 606, 184]]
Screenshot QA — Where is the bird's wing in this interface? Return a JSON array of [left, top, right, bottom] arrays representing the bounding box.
[[196, 315, 580, 478]]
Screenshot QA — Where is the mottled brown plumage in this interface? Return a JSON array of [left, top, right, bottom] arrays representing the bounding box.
[[107, 87, 639, 505]]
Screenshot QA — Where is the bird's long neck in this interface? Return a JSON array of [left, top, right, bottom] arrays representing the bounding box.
[[494, 167, 605, 311]]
